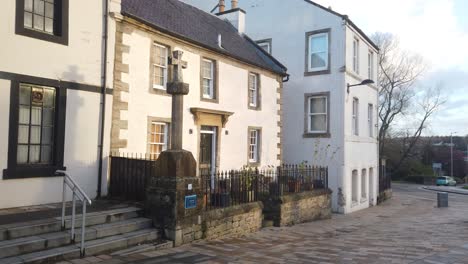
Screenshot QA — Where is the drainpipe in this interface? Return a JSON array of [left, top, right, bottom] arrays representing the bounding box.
[[97, 0, 109, 198]]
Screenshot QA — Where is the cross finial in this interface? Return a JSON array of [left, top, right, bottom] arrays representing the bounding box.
[[171, 50, 187, 83]]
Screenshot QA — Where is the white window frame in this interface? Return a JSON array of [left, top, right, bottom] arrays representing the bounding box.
[[152, 43, 168, 90], [248, 73, 258, 107], [368, 51, 374, 80], [352, 98, 359, 136], [308, 32, 329, 72], [202, 59, 214, 99], [249, 129, 259, 163], [308, 96, 328, 134], [149, 122, 168, 159], [368, 104, 374, 137], [257, 41, 271, 54], [353, 38, 360, 74]]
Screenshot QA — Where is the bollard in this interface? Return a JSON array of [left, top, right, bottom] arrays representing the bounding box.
[[437, 192, 448, 208]]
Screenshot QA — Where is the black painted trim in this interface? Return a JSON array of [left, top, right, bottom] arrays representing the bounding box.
[[0, 71, 113, 95], [216, 8, 246, 16], [4, 78, 67, 179], [15, 0, 69, 45]]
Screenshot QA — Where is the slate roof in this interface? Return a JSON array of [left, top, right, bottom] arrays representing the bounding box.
[[121, 0, 288, 76]]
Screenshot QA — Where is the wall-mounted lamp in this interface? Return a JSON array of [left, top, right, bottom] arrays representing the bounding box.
[[189, 129, 193, 134], [225, 130, 229, 135], [347, 79, 374, 94]]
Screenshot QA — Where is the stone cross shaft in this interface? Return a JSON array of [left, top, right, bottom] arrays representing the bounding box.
[[167, 50, 189, 150]]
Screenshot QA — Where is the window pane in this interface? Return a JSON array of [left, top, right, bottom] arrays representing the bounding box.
[[43, 88, 55, 107], [29, 145, 40, 163], [19, 106, 30, 124], [20, 85, 31, 105], [24, 12, 33, 28], [34, 0, 45, 15], [310, 97, 326, 113], [42, 127, 53, 144], [45, 18, 53, 33], [18, 125, 30, 144], [25, 0, 33, 12], [33, 14, 44, 30], [42, 108, 54, 126], [153, 66, 165, 86], [41, 145, 52, 163], [31, 107, 42, 125], [311, 35, 327, 52], [311, 52, 327, 68], [17, 145, 28, 164], [310, 115, 327, 131], [45, 2, 54, 18], [30, 126, 41, 144]]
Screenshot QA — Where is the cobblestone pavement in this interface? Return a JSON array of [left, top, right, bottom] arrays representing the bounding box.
[[63, 183, 468, 264]]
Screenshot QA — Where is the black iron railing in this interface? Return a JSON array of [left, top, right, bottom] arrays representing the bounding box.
[[109, 153, 158, 201], [201, 165, 328, 211]]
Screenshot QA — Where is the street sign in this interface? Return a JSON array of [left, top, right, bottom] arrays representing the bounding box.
[[184, 195, 197, 209]]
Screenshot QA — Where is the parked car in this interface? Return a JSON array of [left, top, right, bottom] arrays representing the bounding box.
[[436, 176, 457, 186]]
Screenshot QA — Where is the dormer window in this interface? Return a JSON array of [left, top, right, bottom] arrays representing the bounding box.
[[16, 0, 69, 45]]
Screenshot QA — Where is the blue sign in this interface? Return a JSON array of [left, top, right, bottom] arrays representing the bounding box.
[[184, 195, 197, 209]]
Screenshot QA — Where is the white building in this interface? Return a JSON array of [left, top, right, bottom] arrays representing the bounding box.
[[110, 0, 287, 173], [183, 0, 380, 213], [0, 0, 116, 209]]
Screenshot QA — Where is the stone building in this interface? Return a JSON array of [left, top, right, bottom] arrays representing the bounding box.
[[109, 0, 288, 174], [182, 0, 380, 214]]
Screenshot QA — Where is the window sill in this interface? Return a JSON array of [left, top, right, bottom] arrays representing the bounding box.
[[3, 165, 66, 180], [304, 69, 331, 76], [247, 161, 260, 167], [303, 132, 331, 138], [15, 27, 69, 46], [149, 87, 171, 97], [200, 97, 219, 104], [248, 105, 261, 111]]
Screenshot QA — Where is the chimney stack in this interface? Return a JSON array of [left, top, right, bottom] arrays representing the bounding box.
[[216, 0, 246, 34], [219, 0, 225, 13], [231, 0, 238, 9]]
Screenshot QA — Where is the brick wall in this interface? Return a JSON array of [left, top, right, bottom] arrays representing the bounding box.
[[263, 189, 332, 227]]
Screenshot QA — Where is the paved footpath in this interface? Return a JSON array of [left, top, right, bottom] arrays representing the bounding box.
[[63, 183, 468, 264]]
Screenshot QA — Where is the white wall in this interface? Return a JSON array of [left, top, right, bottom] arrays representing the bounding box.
[[0, 0, 113, 209], [119, 24, 281, 170], [182, 0, 380, 213]]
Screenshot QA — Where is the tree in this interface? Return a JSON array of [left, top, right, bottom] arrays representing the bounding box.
[[372, 33, 445, 173]]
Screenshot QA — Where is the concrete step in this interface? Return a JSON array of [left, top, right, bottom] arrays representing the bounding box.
[[0, 207, 142, 241], [0, 229, 159, 264], [0, 218, 152, 259]]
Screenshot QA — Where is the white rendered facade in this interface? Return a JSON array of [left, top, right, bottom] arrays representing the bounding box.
[[0, 0, 115, 209], [183, 0, 379, 213]]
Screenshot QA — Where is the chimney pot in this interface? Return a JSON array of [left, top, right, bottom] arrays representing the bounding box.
[[232, 0, 238, 9], [219, 0, 225, 12]]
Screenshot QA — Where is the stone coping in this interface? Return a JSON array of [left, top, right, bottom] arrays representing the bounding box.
[[203, 202, 263, 220], [267, 189, 332, 203]]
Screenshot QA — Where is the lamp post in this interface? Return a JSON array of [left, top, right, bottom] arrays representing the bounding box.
[[450, 132, 457, 178], [347, 79, 375, 94]]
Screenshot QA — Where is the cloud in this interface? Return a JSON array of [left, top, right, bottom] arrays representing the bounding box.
[[316, 0, 468, 71]]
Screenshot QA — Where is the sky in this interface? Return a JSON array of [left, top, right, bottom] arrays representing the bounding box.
[[314, 0, 468, 137], [182, 0, 468, 136]]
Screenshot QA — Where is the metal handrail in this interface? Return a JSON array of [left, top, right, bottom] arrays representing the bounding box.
[[56, 170, 92, 257]]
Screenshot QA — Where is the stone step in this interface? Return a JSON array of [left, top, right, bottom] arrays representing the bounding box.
[[0, 207, 142, 241], [0, 229, 159, 264], [110, 240, 174, 256], [0, 218, 152, 259]]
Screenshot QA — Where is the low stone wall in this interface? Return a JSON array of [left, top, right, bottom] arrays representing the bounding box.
[[263, 189, 332, 227], [378, 189, 392, 204], [179, 202, 263, 244]]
